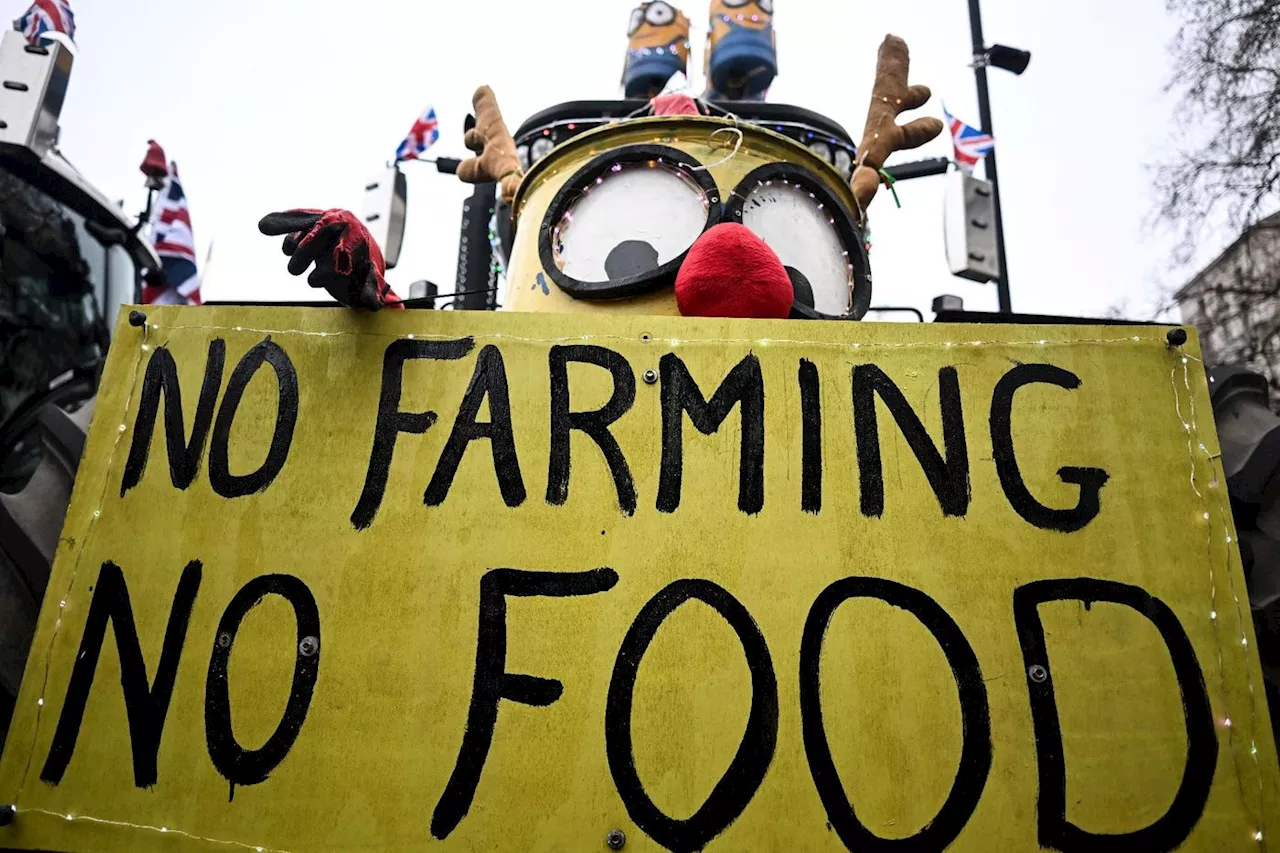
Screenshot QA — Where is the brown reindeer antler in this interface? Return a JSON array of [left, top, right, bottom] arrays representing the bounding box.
[[457, 85, 523, 205], [850, 35, 944, 216]]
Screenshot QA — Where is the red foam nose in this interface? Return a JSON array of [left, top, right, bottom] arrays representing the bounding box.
[[675, 223, 793, 319]]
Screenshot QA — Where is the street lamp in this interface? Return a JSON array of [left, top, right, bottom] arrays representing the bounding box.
[[967, 0, 1031, 315]]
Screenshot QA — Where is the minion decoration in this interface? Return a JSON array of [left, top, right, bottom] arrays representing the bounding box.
[[259, 33, 943, 324], [705, 0, 777, 101], [622, 1, 693, 99], [504, 112, 866, 320]]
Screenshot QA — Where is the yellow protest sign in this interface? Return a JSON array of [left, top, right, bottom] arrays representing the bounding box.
[[0, 306, 1276, 852]]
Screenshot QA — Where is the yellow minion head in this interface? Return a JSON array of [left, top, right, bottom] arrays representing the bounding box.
[[709, 0, 774, 35], [705, 0, 777, 100], [504, 115, 871, 321], [624, 1, 692, 78]]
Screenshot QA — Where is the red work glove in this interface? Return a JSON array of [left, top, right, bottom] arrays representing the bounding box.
[[258, 209, 403, 311]]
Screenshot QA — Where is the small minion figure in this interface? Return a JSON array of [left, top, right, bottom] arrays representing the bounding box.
[[705, 0, 776, 100], [622, 1, 693, 98]]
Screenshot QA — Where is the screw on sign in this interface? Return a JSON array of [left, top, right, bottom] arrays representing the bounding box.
[[606, 828, 627, 849]]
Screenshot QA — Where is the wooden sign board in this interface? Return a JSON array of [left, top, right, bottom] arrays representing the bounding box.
[[0, 306, 1276, 852]]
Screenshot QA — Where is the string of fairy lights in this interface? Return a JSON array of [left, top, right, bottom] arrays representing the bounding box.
[[1175, 346, 1267, 846], [520, 118, 858, 181]]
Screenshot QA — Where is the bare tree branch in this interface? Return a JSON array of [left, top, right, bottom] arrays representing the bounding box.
[[1151, 1, 1280, 394], [1157, 0, 1280, 244]]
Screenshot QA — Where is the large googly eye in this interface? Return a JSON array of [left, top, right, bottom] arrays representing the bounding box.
[[556, 163, 705, 282], [722, 0, 751, 7], [741, 182, 849, 315], [628, 7, 644, 35], [729, 165, 870, 319], [540, 146, 721, 299], [757, 0, 773, 13], [645, 1, 676, 26]]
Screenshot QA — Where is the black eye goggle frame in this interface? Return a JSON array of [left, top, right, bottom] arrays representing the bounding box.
[[539, 145, 722, 301], [538, 144, 873, 320]]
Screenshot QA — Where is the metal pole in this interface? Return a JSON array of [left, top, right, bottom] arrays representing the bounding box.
[[967, 0, 1013, 314]]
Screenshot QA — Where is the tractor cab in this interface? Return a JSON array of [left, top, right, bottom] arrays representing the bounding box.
[[0, 28, 158, 747], [0, 29, 158, 488]]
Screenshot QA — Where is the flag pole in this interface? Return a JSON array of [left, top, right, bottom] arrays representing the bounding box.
[[133, 188, 156, 236], [399, 156, 462, 175], [197, 239, 214, 293], [967, 0, 1012, 314]]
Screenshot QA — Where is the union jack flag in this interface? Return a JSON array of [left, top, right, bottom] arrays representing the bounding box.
[[943, 105, 995, 174], [144, 147, 202, 305], [395, 105, 439, 162], [13, 0, 75, 46]]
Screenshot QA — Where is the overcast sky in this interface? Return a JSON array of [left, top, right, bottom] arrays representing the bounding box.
[[49, 0, 1195, 320]]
